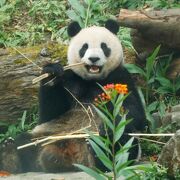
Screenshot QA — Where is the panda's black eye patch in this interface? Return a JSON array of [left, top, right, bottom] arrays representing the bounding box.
[[101, 42, 111, 57], [79, 43, 88, 58]]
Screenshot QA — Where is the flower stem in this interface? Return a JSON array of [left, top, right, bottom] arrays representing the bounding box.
[[112, 117, 116, 180]]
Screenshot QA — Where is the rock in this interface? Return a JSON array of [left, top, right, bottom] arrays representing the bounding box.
[[158, 129, 180, 176], [167, 57, 180, 80], [0, 172, 94, 180], [152, 104, 180, 131]]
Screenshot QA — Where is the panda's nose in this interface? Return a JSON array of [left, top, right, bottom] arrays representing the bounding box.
[[88, 57, 100, 63]]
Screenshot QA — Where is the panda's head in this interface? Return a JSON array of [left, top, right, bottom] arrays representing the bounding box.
[[67, 20, 124, 80]]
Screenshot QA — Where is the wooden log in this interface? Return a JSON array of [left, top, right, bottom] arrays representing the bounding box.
[[118, 9, 180, 79], [0, 43, 68, 123], [118, 9, 180, 50]]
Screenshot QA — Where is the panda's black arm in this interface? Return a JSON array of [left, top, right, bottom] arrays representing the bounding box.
[[38, 64, 73, 124], [39, 82, 72, 124]]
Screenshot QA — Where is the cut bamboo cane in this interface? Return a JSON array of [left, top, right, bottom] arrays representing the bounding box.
[[128, 133, 174, 137], [32, 73, 49, 84], [32, 62, 85, 84], [17, 132, 99, 150]]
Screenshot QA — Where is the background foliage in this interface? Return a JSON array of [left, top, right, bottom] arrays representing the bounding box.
[[0, 0, 179, 47]]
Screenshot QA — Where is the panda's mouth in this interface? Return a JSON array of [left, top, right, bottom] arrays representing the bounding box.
[[85, 65, 102, 74]]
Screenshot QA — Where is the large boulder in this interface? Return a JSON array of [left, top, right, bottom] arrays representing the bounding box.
[[158, 129, 180, 177]]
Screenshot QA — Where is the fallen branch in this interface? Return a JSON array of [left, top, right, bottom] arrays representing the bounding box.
[[32, 62, 85, 84], [137, 137, 166, 145]]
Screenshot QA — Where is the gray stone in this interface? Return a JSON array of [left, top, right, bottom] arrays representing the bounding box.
[[158, 129, 180, 176], [152, 104, 180, 130], [0, 172, 94, 180]]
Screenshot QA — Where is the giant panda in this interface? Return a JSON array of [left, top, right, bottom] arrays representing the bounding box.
[[0, 20, 146, 173]]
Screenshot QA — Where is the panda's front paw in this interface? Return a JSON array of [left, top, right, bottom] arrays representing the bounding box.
[[42, 62, 64, 78], [41, 62, 64, 86]]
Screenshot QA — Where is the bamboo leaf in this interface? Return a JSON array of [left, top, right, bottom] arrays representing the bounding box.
[[146, 45, 161, 80], [156, 77, 172, 87], [156, 86, 173, 94], [137, 88, 146, 109], [124, 64, 146, 77], [147, 101, 158, 113], [74, 164, 106, 180], [66, 10, 84, 27], [68, 0, 86, 18]]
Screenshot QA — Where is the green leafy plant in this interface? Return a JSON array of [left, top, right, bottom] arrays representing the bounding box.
[[139, 162, 168, 180], [67, 0, 109, 28], [125, 45, 161, 104], [0, 110, 37, 143], [125, 46, 180, 132], [74, 83, 153, 179]]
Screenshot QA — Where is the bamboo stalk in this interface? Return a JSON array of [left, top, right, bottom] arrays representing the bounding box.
[[32, 62, 85, 84], [32, 73, 49, 84], [128, 133, 174, 137], [17, 132, 99, 150], [63, 62, 85, 70], [13, 47, 42, 70], [17, 132, 173, 150]]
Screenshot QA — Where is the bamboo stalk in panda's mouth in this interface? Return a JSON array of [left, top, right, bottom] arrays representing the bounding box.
[[32, 62, 85, 84]]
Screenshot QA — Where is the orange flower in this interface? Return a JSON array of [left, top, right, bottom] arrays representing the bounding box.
[[94, 83, 128, 105], [103, 83, 128, 95], [114, 84, 128, 94]]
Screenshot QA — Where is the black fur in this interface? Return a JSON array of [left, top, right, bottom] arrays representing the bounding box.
[[79, 43, 88, 58], [101, 42, 111, 57], [105, 19, 119, 34], [67, 21, 81, 37]]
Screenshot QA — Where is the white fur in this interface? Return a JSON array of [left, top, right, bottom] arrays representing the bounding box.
[[82, 48, 106, 66], [67, 26, 124, 80]]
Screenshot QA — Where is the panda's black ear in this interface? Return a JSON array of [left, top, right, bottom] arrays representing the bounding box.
[[105, 19, 119, 34], [67, 21, 81, 37]]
